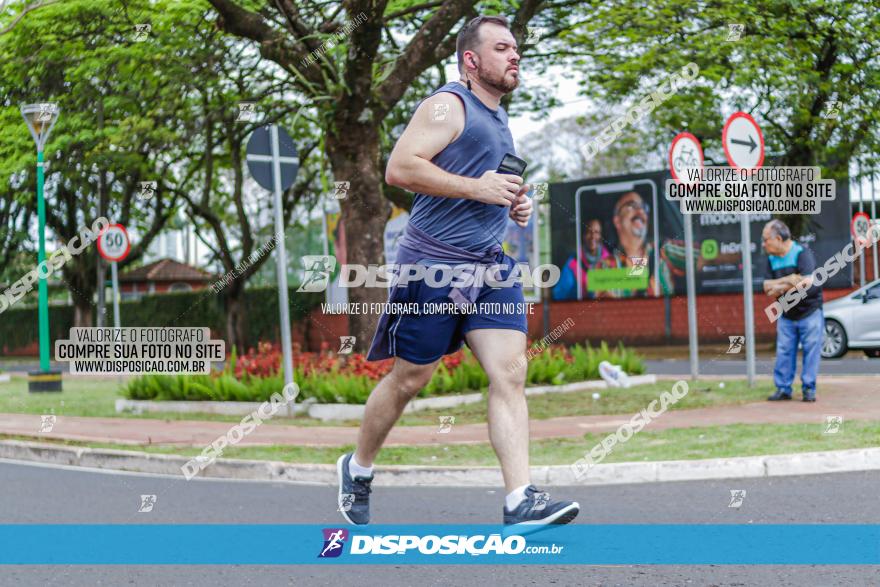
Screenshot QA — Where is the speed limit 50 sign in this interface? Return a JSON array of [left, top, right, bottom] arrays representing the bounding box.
[[97, 224, 131, 262]]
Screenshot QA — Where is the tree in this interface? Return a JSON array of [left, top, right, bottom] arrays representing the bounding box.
[[0, 0, 203, 324], [565, 0, 880, 232], [161, 16, 324, 350], [0, 194, 33, 283], [0, 0, 62, 36]]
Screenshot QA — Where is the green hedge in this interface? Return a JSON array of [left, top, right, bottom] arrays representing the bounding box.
[[0, 304, 75, 354], [0, 287, 323, 354], [124, 372, 288, 403]]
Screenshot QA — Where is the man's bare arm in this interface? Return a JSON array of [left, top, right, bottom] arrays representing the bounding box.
[[385, 93, 521, 207], [764, 273, 813, 296], [764, 277, 787, 295]]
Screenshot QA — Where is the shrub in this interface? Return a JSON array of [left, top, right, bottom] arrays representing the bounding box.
[[123, 372, 288, 403], [123, 341, 645, 404], [526, 341, 645, 385]]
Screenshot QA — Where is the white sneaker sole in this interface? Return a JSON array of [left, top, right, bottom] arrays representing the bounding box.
[[504, 502, 580, 536]]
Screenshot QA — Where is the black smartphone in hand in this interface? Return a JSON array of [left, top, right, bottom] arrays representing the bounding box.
[[497, 153, 527, 176], [495, 153, 527, 207]]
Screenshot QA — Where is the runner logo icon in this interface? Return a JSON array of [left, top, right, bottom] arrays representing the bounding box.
[[319, 528, 349, 558]]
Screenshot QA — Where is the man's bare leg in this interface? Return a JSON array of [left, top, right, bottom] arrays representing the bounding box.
[[464, 328, 529, 492], [353, 357, 439, 467]]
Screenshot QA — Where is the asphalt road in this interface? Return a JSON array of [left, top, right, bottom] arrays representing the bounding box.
[[1, 460, 878, 586], [646, 355, 879, 376]]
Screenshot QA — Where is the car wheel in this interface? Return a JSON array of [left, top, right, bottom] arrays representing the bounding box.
[[822, 319, 848, 359], [864, 349, 880, 358]]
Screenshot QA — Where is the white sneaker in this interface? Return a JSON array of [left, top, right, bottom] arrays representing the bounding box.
[[599, 360, 631, 388]]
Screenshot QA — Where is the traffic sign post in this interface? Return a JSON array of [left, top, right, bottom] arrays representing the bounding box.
[[246, 125, 299, 389], [97, 224, 131, 329], [852, 211, 871, 246], [872, 168, 878, 282], [723, 112, 764, 388], [723, 112, 765, 171], [669, 132, 704, 183], [111, 262, 120, 328], [738, 214, 756, 388], [669, 132, 703, 380], [856, 161, 866, 288]]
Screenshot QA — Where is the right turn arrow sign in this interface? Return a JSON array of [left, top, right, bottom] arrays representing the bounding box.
[[723, 112, 764, 169]]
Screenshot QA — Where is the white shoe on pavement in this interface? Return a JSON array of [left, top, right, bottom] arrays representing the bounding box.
[[599, 360, 631, 389]]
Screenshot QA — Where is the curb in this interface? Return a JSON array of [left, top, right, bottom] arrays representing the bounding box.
[[115, 374, 658, 421], [115, 398, 311, 418], [1, 439, 878, 487]]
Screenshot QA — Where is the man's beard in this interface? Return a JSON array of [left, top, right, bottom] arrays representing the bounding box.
[[477, 65, 519, 93]]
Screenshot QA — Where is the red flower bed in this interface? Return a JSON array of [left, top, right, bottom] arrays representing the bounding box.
[[233, 341, 472, 381]]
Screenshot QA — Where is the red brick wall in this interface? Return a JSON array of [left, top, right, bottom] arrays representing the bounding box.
[[528, 287, 857, 345], [538, 296, 667, 344], [297, 312, 349, 350], [5, 341, 39, 357], [291, 286, 857, 350]]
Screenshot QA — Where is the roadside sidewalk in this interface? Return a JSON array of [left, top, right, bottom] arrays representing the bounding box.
[[1, 375, 877, 448]]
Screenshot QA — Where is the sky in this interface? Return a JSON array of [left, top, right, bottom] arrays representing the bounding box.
[[442, 62, 587, 146]]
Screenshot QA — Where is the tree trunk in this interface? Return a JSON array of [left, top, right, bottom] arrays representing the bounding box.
[[224, 287, 248, 354], [326, 123, 391, 352], [66, 263, 96, 328], [73, 299, 93, 329]]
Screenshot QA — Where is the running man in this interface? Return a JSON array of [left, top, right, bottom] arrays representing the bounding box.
[[336, 15, 579, 529]]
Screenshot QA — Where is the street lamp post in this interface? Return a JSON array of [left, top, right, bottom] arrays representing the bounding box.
[[21, 103, 63, 392]]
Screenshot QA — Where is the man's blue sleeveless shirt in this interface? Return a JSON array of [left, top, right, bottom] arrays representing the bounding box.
[[406, 81, 516, 253]]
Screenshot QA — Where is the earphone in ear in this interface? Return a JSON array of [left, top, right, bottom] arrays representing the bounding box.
[[464, 55, 476, 90]]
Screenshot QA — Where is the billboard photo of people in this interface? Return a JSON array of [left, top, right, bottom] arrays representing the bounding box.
[[551, 218, 615, 300], [571, 181, 666, 299], [550, 170, 852, 301]]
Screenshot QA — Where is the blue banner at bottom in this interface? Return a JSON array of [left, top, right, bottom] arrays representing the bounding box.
[[0, 525, 878, 565]]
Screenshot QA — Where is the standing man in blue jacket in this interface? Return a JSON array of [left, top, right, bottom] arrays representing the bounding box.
[[762, 219, 823, 402]]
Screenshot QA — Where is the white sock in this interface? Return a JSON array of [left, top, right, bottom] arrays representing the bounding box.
[[348, 453, 373, 478], [505, 484, 531, 511]]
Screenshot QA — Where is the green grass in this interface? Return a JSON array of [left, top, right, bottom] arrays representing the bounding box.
[[0, 376, 260, 423], [393, 378, 774, 426], [0, 376, 127, 418], [0, 375, 774, 427], [5, 420, 879, 466]]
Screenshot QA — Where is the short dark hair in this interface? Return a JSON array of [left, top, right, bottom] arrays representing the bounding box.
[[766, 219, 791, 241], [456, 15, 510, 73]]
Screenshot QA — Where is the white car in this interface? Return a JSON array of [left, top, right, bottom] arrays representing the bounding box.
[[822, 278, 880, 358]]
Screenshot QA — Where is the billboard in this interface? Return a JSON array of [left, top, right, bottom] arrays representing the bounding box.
[[549, 169, 852, 300]]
